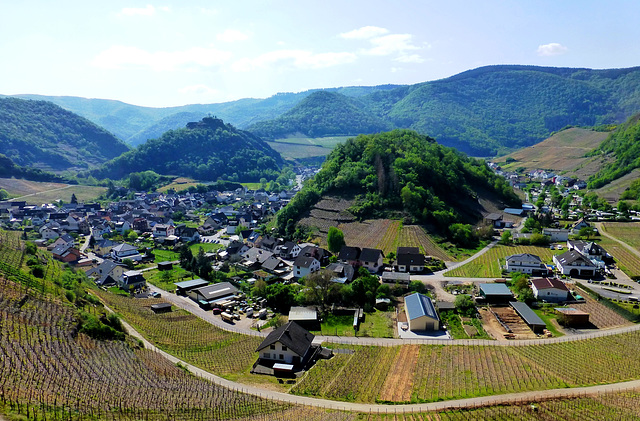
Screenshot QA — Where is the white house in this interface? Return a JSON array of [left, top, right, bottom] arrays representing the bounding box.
[[542, 228, 571, 242], [404, 293, 440, 331], [152, 223, 175, 239], [530, 278, 570, 303], [359, 248, 384, 273], [255, 321, 315, 367], [505, 253, 549, 276], [119, 270, 146, 290], [553, 250, 597, 278], [395, 247, 426, 272], [39, 224, 60, 240], [293, 255, 320, 279], [111, 243, 142, 262]]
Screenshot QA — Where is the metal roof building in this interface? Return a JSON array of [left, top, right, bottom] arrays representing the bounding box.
[[404, 293, 440, 331], [188, 282, 238, 308], [478, 283, 514, 304], [174, 278, 209, 296], [510, 301, 546, 333]]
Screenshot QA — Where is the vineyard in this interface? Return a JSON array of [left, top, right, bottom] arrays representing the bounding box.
[[357, 389, 640, 420], [292, 330, 640, 404], [597, 236, 640, 279], [601, 222, 640, 251], [92, 289, 262, 377], [570, 287, 631, 328], [444, 244, 559, 278]]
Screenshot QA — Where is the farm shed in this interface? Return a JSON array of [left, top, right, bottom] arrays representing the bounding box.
[[174, 278, 209, 296], [510, 301, 546, 333], [288, 306, 320, 331], [150, 303, 172, 313], [188, 282, 238, 308], [404, 293, 440, 331], [478, 283, 514, 305], [555, 307, 590, 327], [381, 271, 411, 285], [157, 261, 173, 271]]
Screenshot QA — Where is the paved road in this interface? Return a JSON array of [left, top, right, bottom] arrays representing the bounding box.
[[118, 315, 640, 413], [441, 239, 499, 274]]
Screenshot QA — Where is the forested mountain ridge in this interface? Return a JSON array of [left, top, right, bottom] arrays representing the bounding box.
[[276, 129, 520, 237], [91, 116, 284, 182], [247, 91, 393, 139], [0, 97, 129, 171]]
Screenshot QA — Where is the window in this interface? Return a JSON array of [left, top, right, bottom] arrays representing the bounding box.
[[270, 344, 275, 350], [282, 345, 287, 351], [279, 354, 284, 360], [264, 353, 269, 359]]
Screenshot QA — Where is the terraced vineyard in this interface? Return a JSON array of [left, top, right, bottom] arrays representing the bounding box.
[[300, 197, 451, 259], [445, 244, 559, 278]]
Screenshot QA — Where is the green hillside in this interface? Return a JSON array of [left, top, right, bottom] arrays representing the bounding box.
[[0, 97, 129, 171], [126, 111, 208, 147], [247, 90, 393, 139], [92, 116, 284, 182], [588, 113, 640, 189], [276, 129, 520, 238]]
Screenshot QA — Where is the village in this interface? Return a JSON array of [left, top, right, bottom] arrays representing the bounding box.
[[2, 166, 640, 381]]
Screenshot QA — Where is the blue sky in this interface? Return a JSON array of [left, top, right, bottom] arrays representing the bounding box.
[[2, 1, 639, 107]]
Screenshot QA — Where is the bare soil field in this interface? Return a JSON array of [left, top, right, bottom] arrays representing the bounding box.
[[479, 306, 537, 340], [379, 345, 420, 402]]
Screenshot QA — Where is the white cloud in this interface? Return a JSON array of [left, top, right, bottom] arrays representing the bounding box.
[[179, 84, 218, 96], [119, 5, 156, 16], [537, 43, 568, 57], [217, 29, 250, 43], [365, 34, 420, 56], [394, 54, 425, 63], [340, 26, 389, 40], [232, 50, 356, 72], [92, 45, 232, 71]]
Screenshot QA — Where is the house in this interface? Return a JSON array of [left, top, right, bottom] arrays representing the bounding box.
[[114, 220, 131, 234], [542, 228, 571, 242], [484, 213, 504, 228], [85, 260, 127, 287], [337, 245, 361, 266], [553, 250, 597, 278], [395, 247, 426, 273], [175, 225, 200, 243], [261, 255, 289, 275], [119, 270, 146, 290], [51, 245, 83, 264], [380, 271, 411, 286], [567, 241, 613, 266], [255, 321, 317, 369], [326, 262, 355, 283], [49, 234, 75, 251], [571, 218, 590, 234], [359, 248, 384, 273], [152, 223, 175, 239], [505, 253, 549, 276], [404, 292, 440, 331], [298, 245, 332, 266], [279, 241, 301, 259], [93, 239, 119, 257], [478, 283, 514, 304], [111, 243, 142, 262], [530, 278, 570, 303], [293, 255, 321, 279], [39, 223, 60, 240]]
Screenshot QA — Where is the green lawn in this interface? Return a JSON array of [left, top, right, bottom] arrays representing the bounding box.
[[144, 267, 196, 292], [311, 310, 394, 338], [153, 249, 180, 263], [533, 307, 564, 337]]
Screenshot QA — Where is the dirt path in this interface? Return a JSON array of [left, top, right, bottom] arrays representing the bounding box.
[[596, 222, 640, 259]]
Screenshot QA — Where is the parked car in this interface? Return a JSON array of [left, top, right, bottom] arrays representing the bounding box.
[[149, 291, 161, 298], [212, 307, 222, 315]]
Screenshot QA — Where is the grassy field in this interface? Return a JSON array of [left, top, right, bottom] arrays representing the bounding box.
[[597, 236, 640, 279], [602, 222, 640, 251], [444, 244, 560, 278], [0, 178, 107, 204], [157, 177, 200, 193]]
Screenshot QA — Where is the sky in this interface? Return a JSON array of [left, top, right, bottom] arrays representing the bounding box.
[[2, 0, 640, 108]]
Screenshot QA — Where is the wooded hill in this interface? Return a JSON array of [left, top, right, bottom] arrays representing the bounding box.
[[276, 129, 520, 238], [91, 117, 284, 182], [13, 65, 640, 156], [0, 97, 129, 172]]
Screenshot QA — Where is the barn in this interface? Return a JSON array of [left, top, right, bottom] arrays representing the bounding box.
[[510, 301, 546, 334], [404, 293, 440, 331], [555, 307, 590, 327], [478, 283, 514, 305], [174, 278, 209, 296]]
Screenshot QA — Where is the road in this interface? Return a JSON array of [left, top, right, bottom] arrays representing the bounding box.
[[118, 313, 640, 413]]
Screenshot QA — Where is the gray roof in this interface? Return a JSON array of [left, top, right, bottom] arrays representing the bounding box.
[[479, 283, 514, 297], [510, 301, 546, 327], [404, 293, 439, 321], [506, 253, 542, 263], [293, 255, 318, 268], [288, 306, 318, 321], [193, 282, 238, 302], [256, 321, 315, 357], [359, 248, 383, 263], [555, 250, 595, 267], [174, 278, 209, 289]]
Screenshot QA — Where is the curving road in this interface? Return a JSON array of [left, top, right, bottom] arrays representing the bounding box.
[[118, 314, 640, 413]]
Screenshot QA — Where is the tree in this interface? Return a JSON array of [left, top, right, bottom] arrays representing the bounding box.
[[304, 269, 340, 315], [618, 200, 630, 214], [122, 259, 135, 270], [0, 189, 9, 200], [578, 226, 592, 240], [71, 193, 78, 204], [326, 226, 346, 253], [265, 283, 298, 314], [454, 294, 476, 317], [408, 280, 426, 294], [499, 230, 512, 245]]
